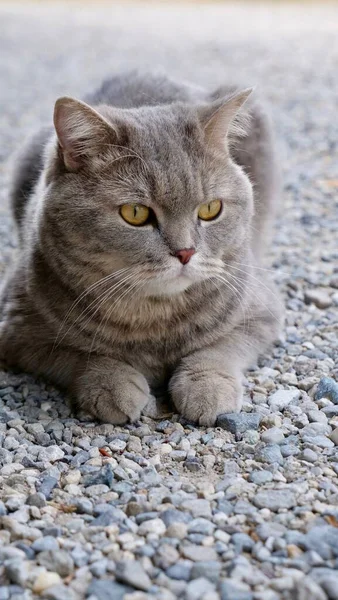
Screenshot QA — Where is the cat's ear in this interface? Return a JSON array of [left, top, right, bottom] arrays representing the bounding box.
[[198, 88, 253, 151], [53, 97, 116, 171]]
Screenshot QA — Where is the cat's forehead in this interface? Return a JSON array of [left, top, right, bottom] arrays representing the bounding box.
[[122, 106, 220, 208]]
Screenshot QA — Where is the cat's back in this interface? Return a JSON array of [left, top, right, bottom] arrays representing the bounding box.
[[86, 71, 206, 108]]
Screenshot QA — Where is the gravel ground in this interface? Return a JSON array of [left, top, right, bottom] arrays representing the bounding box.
[[1, 2, 338, 599]]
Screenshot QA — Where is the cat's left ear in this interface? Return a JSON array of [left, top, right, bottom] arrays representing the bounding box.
[[198, 88, 253, 151], [53, 96, 117, 171]]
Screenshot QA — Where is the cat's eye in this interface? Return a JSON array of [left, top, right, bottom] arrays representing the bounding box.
[[198, 200, 222, 221], [120, 203, 150, 226]]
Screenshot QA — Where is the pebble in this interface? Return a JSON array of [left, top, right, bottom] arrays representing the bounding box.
[[268, 390, 300, 411], [220, 580, 253, 600], [32, 572, 62, 593], [255, 444, 284, 465], [261, 427, 285, 445], [115, 560, 152, 591], [217, 413, 261, 434], [248, 470, 273, 484], [254, 490, 296, 511], [182, 545, 218, 562], [138, 519, 166, 536], [304, 289, 333, 309], [185, 577, 215, 600], [87, 580, 134, 600], [38, 446, 65, 462], [315, 377, 338, 404]]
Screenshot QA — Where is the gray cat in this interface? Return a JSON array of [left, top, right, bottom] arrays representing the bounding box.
[[0, 72, 283, 426]]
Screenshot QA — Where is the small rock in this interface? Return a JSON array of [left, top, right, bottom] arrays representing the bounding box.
[[261, 427, 285, 445], [300, 448, 318, 462], [138, 518, 166, 536], [315, 377, 338, 404], [217, 413, 261, 434], [220, 579, 253, 600], [38, 446, 65, 462], [32, 537, 59, 553], [115, 560, 152, 591], [331, 428, 338, 445], [166, 561, 192, 581], [190, 561, 221, 583], [185, 577, 215, 600], [304, 289, 332, 309], [254, 490, 296, 511], [26, 493, 46, 508], [33, 572, 62, 593], [182, 545, 218, 562], [255, 444, 284, 465], [268, 390, 300, 411], [181, 499, 211, 518], [87, 579, 133, 600], [248, 470, 273, 484], [83, 464, 114, 488]]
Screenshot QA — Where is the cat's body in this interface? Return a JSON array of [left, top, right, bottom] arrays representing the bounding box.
[[0, 72, 282, 425]]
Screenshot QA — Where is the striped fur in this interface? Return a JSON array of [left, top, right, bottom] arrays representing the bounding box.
[[0, 72, 282, 425]]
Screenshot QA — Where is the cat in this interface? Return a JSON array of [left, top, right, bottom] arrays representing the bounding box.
[[0, 71, 283, 426]]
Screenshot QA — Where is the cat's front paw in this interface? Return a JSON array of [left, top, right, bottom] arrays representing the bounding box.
[[170, 369, 243, 427], [74, 359, 151, 424]]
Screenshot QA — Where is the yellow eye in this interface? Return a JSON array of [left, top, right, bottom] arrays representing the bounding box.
[[120, 204, 150, 226], [198, 200, 222, 221]]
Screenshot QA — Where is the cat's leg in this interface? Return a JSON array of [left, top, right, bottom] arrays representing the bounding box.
[[170, 311, 279, 427], [73, 357, 151, 424]]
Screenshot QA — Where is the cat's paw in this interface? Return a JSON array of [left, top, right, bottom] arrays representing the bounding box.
[[170, 369, 243, 427], [75, 360, 151, 424]]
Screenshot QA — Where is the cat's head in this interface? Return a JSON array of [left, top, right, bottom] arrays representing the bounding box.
[[42, 90, 254, 297]]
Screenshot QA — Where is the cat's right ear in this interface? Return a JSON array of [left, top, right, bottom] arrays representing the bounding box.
[[53, 97, 116, 171]]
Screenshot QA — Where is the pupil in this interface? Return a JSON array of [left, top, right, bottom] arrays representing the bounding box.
[[133, 206, 137, 218]]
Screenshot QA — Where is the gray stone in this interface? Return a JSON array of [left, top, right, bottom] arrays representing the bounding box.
[[38, 446, 64, 462], [87, 580, 133, 600], [315, 377, 338, 404], [268, 389, 300, 411], [254, 490, 296, 511], [231, 533, 254, 552], [115, 560, 152, 591], [261, 427, 285, 445], [42, 585, 77, 600], [256, 522, 287, 541], [38, 475, 58, 499], [26, 493, 46, 508], [301, 448, 318, 462], [182, 545, 218, 562], [181, 499, 212, 518], [160, 509, 192, 527], [220, 580, 253, 600], [83, 464, 114, 488], [217, 413, 261, 434], [248, 470, 273, 484], [304, 289, 332, 309], [37, 550, 74, 577], [166, 561, 192, 581], [31, 536, 59, 552], [187, 518, 215, 536], [190, 561, 221, 583], [185, 577, 215, 600], [255, 444, 284, 465]]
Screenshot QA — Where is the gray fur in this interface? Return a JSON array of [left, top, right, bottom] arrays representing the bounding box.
[[0, 72, 282, 426]]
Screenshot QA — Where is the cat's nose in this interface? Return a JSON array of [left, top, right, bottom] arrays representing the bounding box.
[[175, 248, 196, 265]]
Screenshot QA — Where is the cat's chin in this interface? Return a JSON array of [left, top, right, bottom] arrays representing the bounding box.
[[141, 276, 194, 297]]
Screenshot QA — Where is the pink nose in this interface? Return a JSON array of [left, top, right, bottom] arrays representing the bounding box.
[[175, 248, 196, 265]]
